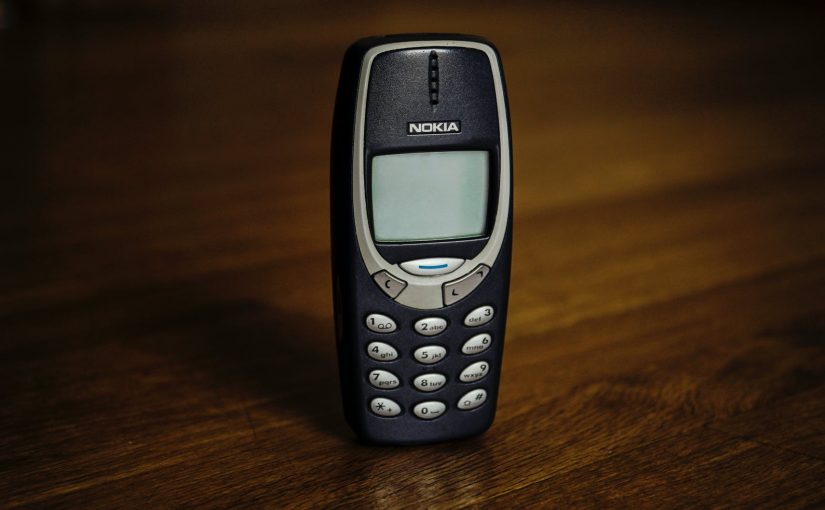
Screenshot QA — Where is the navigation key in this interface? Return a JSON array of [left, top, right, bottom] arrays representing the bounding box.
[[443, 264, 491, 305], [400, 257, 464, 276]]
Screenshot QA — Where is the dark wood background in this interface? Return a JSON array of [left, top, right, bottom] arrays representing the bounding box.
[[2, 1, 824, 507]]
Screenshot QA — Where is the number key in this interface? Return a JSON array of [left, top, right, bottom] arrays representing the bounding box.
[[413, 401, 446, 420], [459, 361, 490, 382], [413, 373, 447, 392], [464, 306, 494, 327], [461, 333, 492, 355], [414, 317, 447, 336], [367, 341, 398, 361], [413, 345, 447, 365], [365, 313, 397, 333], [368, 369, 400, 389]]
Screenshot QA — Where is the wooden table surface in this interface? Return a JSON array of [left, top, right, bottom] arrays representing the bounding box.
[[2, 2, 824, 507]]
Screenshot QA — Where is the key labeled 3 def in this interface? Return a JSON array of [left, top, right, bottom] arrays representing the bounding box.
[[464, 305, 494, 327]]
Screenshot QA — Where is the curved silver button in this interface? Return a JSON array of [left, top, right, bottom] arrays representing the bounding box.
[[444, 264, 490, 305], [372, 271, 407, 299], [366, 341, 398, 362], [457, 389, 488, 410], [365, 313, 397, 333], [414, 317, 447, 336], [368, 369, 400, 389], [459, 361, 490, 382], [370, 397, 401, 417], [400, 257, 464, 276], [412, 373, 447, 392], [413, 401, 446, 420], [464, 305, 494, 327], [462, 333, 492, 355], [413, 345, 447, 365]]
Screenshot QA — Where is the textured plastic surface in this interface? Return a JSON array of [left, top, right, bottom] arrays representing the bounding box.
[[330, 34, 512, 445]]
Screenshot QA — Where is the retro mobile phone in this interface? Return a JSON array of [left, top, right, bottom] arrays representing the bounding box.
[[330, 34, 512, 445]]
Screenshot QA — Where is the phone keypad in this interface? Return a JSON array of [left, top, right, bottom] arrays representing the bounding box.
[[364, 305, 496, 419]]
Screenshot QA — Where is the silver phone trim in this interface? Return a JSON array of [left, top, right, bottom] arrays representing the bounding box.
[[353, 40, 510, 309]]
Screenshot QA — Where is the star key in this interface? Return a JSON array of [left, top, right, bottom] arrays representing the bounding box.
[[370, 398, 401, 417]]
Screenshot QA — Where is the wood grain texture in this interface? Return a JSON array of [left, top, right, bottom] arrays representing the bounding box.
[[2, 1, 824, 507]]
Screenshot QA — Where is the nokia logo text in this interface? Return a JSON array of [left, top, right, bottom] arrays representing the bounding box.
[[407, 121, 461, 135]]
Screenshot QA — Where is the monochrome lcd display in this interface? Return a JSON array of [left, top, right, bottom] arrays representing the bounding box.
[[371, 151, 489, 242]]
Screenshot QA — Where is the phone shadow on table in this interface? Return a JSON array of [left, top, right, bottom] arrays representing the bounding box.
[[132, 283, 350, 443]]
